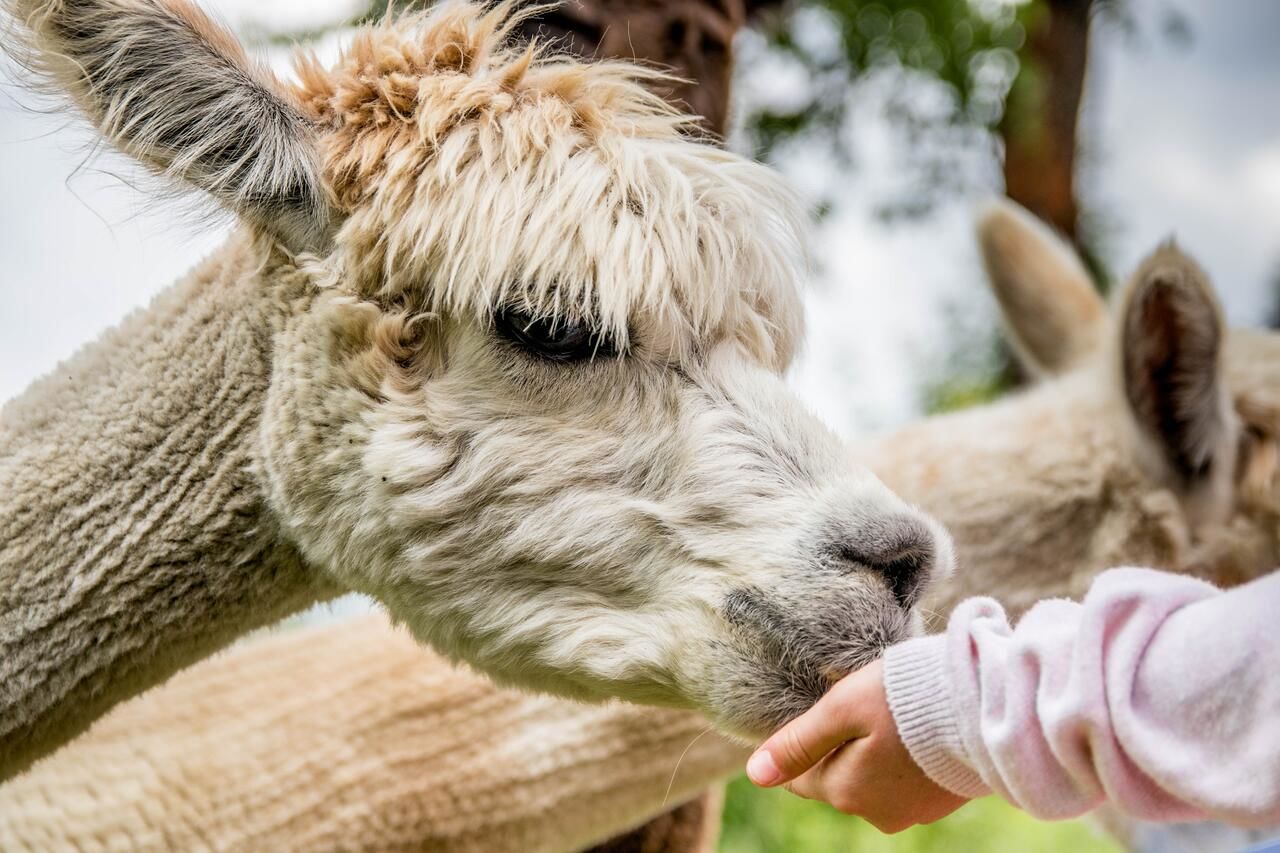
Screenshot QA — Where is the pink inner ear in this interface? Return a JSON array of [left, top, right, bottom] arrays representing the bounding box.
[[1122, 272, 1224, 482]]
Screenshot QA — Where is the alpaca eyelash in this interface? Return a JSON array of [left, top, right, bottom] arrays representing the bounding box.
[[492, 306, 621, 363], [488, 306, 619, 361]]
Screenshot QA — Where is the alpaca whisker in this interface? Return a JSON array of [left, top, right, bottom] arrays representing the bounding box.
[[662, 725, 716, 809]]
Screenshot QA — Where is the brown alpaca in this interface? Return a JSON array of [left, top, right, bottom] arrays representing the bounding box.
[[4, 201, 1275, 850]]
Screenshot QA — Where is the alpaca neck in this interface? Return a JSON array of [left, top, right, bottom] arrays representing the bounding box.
[[0, 234, 336, 780], [853, 377, 1150, 617]]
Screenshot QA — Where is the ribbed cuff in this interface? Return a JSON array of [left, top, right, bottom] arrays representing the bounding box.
[[883, 636, 989, 799]]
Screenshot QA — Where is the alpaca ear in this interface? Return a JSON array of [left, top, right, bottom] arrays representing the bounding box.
[[976, 199, 1106, 377], [8, 0, 330, 252], [1120, 244, 1232, 483]]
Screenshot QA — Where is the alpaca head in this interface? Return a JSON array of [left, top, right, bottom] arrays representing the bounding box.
[[5, 0, 953, 735], [914, 199, 1279, 614]]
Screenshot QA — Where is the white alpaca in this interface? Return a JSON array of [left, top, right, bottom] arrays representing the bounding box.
[[889, 200, 1278, 619], [6, 200, 1275, 851], [0, 0, 955, 780]]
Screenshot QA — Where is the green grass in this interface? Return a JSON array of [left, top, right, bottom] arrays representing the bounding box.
[[719, 774, 1122, 853]]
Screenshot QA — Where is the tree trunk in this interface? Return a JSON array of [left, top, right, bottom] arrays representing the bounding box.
[[1000, 0, 1093, 243], [513, 0, 773, 139]]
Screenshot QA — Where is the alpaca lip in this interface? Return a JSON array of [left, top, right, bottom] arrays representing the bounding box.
[[710, 597, 907, 734], [720, 584, 909, 699]]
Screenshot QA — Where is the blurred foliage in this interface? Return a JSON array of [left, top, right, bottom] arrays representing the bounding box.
[[922, 370, 1006, 414], [741, 0, 1036, 217], [914, 300, 1017, 414], [719, 774, 1123, 853], [745, 0, 1027, 156], [741, 0, 1187, 224]]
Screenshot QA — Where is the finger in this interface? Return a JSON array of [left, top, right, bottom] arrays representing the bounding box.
[[746, 674, 874, 786], [802, 739, 871, 817], [783, 766, 831, 803]]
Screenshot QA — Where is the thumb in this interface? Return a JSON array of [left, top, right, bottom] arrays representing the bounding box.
[[745, 674, 872, 787]]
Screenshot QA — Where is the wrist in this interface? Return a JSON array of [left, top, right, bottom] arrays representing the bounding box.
[[883, 636, 988, 799]]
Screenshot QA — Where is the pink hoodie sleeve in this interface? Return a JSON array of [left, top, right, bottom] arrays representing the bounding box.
[[882, 568, 1280, 826]]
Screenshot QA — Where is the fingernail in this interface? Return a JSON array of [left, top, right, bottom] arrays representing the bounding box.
[[747, 750, 781, 786]]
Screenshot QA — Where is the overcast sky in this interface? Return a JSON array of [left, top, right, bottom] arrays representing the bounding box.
[[2, 0, 1277, 435], [1087, 0, 1280, 323]]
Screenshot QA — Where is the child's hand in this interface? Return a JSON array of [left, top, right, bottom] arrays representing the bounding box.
[[745, 660, 970, 833]]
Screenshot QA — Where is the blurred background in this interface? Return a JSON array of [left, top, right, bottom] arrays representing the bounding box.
[[2, 0, 1277, 849]]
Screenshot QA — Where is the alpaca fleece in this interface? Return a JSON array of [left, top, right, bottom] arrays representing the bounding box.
[[0, 242, 338, 780], [0, 615, 744, 852]]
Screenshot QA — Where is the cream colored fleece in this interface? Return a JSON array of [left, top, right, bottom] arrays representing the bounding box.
[[0, 614, 743, 853]]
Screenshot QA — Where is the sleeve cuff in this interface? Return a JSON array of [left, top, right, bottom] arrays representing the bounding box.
[[884, 635, 990, 799]]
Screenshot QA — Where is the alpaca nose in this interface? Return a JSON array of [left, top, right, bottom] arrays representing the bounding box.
[[828, 515, 938, 610]]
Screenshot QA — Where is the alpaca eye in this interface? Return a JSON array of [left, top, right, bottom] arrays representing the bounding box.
[[494, 308, 617, 362]]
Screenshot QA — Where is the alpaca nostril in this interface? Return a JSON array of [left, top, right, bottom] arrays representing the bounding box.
[[876, 547, 931, 609], [828, 517, 936, 609]]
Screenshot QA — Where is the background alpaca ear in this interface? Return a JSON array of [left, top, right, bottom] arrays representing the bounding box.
[[976, 198, 1106, 377], [8, 0, 330, 252], [1119, 244, 1231, 483]]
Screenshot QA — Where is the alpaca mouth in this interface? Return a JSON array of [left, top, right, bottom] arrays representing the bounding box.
[[722, 585, 913, 658], [712, 584, 911, 734]]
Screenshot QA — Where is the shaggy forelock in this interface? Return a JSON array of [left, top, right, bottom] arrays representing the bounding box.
[[294, 0, 808, 370]]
